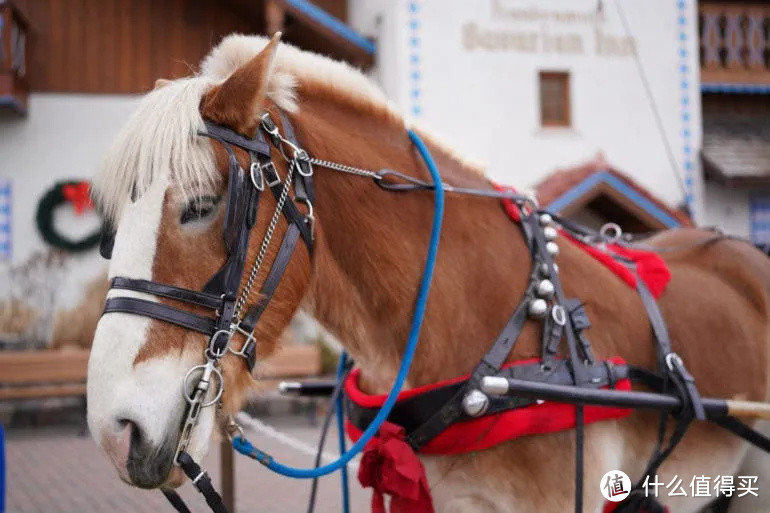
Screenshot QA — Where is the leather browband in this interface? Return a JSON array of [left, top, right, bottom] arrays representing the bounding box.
[[199, 121, 272, 157]]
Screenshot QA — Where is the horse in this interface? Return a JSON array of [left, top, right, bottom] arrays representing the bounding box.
[[86, 33, 770, 513]]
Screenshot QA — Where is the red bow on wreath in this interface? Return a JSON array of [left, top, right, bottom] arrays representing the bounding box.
[[358, 422, 435, 513], [61, 181, 93, 215]]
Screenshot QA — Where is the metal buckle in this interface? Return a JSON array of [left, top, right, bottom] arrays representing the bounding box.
[[207, 329, 231, 359], [230, 323, 257, 359], [249, 162, 265, 191], [298, 198, 315, 239], [295, 151, 313, 177], [262, 161, 281, 187], [665, 352, 684, 372], [260, 113, 281, 146], [551, 304, 567, 326]]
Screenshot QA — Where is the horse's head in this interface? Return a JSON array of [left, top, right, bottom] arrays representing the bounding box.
[[87, 34, 314, 489]]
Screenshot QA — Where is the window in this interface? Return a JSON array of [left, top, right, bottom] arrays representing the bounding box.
[[539, 71, 571, 128]]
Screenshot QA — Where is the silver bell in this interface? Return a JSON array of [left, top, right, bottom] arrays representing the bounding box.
[[539, 213, 553, 226], [539, 262, 550, 277], [543, 226, 558, 241], [537, 279, 555, 299], [462, 389, 489, 417], [546, 241, 560, 257], [552, 263, 559, 274], [528, 298, 548, 319]]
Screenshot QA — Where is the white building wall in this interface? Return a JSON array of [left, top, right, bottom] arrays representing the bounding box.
[[0, 94, 140, 305], [702, 182, 751, 239], [350, 0, 703, 221]]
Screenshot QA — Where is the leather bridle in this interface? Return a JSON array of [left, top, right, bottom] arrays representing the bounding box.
[[100, 112, 316, 512]]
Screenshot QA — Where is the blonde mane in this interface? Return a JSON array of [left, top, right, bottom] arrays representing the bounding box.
[[93, 34, 483, 224]]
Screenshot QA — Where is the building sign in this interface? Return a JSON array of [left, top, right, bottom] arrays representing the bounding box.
[[462, 0, 635, 57], [751, 196, 770, 245], [0, 180, 10, 261]]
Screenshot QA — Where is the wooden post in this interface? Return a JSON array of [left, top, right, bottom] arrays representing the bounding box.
[[220, 438, 235, 512]]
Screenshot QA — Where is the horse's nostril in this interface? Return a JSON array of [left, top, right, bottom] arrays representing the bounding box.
[[120, 417, 176, 489], [117, 418, 144, 451]]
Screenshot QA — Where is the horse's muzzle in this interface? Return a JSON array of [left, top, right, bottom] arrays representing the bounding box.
[[122, 419, 178, 489]]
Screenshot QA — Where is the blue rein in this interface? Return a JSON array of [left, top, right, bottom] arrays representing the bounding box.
[[232, 129, 445, 486]]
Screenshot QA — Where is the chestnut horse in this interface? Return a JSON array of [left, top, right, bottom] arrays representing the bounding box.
[[87, 34, 770, 512]]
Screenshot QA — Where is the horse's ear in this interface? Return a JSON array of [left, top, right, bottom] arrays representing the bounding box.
[[201, 32, 282, 134]]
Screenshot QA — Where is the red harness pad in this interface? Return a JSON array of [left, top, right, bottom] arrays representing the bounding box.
[[494, 183, 671, 299], [345, 357, 632, 455]]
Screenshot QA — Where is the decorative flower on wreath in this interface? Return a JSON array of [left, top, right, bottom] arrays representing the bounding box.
[[36, 180, 103, 253]]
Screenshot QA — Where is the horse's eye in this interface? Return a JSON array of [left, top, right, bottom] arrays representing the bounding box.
[[180, 196, 219, 224]]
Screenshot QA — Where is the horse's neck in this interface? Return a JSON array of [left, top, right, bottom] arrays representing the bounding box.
[[293, 95, 539, 393]]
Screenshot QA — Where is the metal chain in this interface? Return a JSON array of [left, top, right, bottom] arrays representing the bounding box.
[[231, 159, 296, 325], [308, 157, 381, 180]]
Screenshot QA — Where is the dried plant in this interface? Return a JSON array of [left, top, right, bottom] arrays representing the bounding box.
[[0, 250, 68, 347]]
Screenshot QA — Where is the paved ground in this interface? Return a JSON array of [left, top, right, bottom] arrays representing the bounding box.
[[5, 415, 370, 513]]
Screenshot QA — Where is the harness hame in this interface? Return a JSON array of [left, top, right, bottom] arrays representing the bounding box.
[[100, 112, 770, 513]]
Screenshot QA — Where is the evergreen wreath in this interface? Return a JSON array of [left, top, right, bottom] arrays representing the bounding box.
[[36, 180, 101, 252]]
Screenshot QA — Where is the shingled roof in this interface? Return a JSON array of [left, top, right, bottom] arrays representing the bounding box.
[[535, 157, 693, 228], [702, 115, 770, 188]]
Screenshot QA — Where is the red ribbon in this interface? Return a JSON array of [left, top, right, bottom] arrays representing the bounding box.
[[61, 182, 93, 215], [358, 422, 435, 513]]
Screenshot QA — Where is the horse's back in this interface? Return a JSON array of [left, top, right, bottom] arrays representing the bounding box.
[[648, 228, 770, 402]]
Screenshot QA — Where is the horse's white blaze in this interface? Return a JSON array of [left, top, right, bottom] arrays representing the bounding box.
[[87, 176, 215, 468]]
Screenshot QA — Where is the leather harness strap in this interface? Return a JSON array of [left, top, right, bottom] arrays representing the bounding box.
[[110, 277, 224, 309], [346, 359, 629, 435], [176, 451, 229, 513], [103, 297, 218, 335]]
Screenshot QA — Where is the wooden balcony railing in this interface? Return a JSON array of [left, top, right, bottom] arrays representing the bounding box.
[[0, 1, 29, 115], [700, 3, 770, 86]]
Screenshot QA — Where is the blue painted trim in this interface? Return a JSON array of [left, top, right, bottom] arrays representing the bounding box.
[[677, 1, 693, 209], [408, 1, 421, 117], [284, 0, 375, 55], [701, 83, 770, 95], [0, 180, 10, 262], [546, 170, 681, 228], [749, 195, 770, 244], [0, 95, 26, 115]]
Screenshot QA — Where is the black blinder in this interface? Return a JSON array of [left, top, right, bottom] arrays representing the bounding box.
[[222, 155, 247, 253]]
